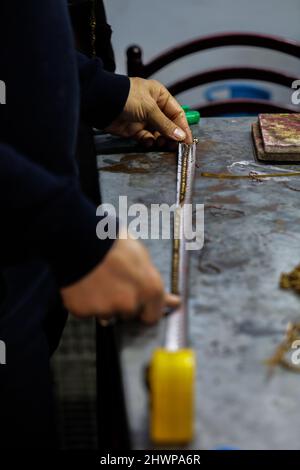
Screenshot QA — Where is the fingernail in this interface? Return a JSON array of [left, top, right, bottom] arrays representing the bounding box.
[[173, 128, 186, 140]]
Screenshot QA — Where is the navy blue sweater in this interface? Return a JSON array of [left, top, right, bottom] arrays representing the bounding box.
[[0, 0, 130, 287]]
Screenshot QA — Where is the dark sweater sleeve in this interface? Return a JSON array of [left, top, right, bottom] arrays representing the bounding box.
[[0, 143, 115, 287], [77, 52, 130, 129], [0, 1, 128, 288]]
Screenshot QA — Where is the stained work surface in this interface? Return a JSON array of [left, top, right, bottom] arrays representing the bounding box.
[[97, 118, 300, 450]]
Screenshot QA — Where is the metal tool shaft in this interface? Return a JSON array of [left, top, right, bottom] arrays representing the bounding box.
[[164, 140, 197, 351]]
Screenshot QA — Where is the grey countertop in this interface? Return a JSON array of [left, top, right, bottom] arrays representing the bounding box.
[[97, 117, 300, 450]]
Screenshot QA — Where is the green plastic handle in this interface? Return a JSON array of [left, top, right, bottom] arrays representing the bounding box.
[[181, 106, 200, 125], [186, 110, 201, 125], [181, 105, 190, 112]]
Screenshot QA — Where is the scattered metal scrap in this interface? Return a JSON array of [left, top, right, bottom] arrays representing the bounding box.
[[200, 171, 300, 180], [265, 322, 300, 375], [280, 264, 300, 294], [265, 266, 300, 374]]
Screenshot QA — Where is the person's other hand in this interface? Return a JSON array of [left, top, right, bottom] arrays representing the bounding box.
[[105, 77, 193, 148], [60, 231, 180, 325]]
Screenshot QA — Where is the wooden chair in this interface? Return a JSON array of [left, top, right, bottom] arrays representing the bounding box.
[[127, 32, 300, 116]]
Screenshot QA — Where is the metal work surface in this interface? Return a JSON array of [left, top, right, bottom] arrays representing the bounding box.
[[97, 117, 300, 450]]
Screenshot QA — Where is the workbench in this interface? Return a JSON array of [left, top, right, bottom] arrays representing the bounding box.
[[96, 117, 300, 450]]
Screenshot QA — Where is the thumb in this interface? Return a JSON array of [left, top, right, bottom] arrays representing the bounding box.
[[148, 104, 186, 142]]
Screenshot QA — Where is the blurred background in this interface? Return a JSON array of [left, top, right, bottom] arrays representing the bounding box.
[[107, 0, 300, 105]]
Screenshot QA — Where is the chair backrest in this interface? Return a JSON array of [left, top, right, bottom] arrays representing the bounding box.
[[127, 32, 300, 115]]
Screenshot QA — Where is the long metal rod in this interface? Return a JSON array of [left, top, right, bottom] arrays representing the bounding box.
[[164, 140, 197, 351]]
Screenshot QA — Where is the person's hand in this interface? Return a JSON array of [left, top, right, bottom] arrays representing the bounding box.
[[60, 231, 180, 325], [105, 77, 193, 148]]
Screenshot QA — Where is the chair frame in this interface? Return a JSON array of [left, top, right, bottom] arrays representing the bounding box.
[[127, 32, 300, 115]]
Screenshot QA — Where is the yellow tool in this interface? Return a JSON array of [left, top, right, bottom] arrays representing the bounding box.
[[149, 140, 198, 445]]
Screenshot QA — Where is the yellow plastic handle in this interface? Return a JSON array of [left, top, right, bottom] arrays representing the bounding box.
[[149, 348, 196, 445]]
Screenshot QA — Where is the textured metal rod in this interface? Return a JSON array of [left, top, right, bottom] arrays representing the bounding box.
[[165, 140, 197, 351]]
